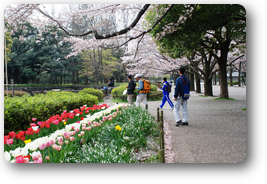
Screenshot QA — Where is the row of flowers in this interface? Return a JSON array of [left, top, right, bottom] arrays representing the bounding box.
[[4, 103, 127, 163], [4, 103, 109, 150]]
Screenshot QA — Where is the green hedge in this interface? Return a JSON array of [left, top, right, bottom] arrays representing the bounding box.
[[4, 91, 98, 135], [78, 88, 104, 100]]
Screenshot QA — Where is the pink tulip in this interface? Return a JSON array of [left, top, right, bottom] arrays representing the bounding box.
[[88, 121, 92, 125], [80, 131, 84, 136], [6, 139, 13, 145], [52, 144, 57, 149], [70, 137, 75, 141], [76, 121, 80, 124], [53, 120, 59, 125], [30, 123, 37, 127], [78, 134, 81, 137], [45, 141, 51, 148], [85, 127, 91, 131], [23, 157, 29, 163], [50, 139, 56, 145], [75, 128, 79, 132], [56, 145, 61, 151], [82, 127, 86, 131], [37, 121, 43, 126], [34, 158, 42, 163], [31, 152, 42, 161], [15, 156, 24, 163], [57, 136, 63, 142], [65, 140, 69, 145], [82, 124, 86, 128], [39, 143, 46, 150], [45, 156, 50, 161], [58, 141, 63, 145], [32, 118, 36, 121], [108, 117, 112, 121]]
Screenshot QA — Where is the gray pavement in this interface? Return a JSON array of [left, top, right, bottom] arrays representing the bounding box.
[[146, 84, 246, 163]]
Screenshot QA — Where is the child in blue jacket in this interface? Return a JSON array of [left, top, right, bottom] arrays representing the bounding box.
[[159, 77, 174, 109]]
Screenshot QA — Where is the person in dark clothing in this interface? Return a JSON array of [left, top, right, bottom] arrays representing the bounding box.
[[108, 77, 114, 95], [126, 75, 136, 105], [173, 67, 191, 127], [108, 77, 114, 87]]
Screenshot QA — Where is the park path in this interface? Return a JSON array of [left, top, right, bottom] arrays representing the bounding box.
[[101, 85, 246, 163], [146, 84, 246, 163]]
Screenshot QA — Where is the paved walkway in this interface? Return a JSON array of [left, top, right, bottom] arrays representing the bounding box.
[[146, 84, 246, 163]]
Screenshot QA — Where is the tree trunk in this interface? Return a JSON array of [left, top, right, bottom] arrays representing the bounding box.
[[190, 69, 195, 91], [195, 72, 201, 93], [204, 77, 213, 96], [238, 61, 241, 87], [214, 72, 217, 85], [76, 70, 79, 84], [218, 54, 229, 98], [72, 71, 75, 84]]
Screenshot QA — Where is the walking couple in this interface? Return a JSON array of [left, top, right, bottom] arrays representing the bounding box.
[[158, 67, 191, 127], [125, 74, 150, 107]]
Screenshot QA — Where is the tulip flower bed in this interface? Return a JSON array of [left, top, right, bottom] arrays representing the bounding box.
[[4, 91, 99, 135], [4, 104, 159, 163], [4, 103, 109, 152]]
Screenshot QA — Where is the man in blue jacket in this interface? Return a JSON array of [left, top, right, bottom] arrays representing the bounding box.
[[159, 77, 174, 109], [173, 67, 191, 127]]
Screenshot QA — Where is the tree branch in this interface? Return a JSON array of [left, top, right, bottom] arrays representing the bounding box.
[[37, 4, 150, 38], [108, 4, 175, 48]]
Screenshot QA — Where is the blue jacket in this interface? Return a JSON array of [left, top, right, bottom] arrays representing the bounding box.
[[161, 81, 171, 95], [174, 75, 191, 98]]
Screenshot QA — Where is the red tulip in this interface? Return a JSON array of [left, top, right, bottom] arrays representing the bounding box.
[[45, 123, 50, 129], [80, 117, 84, 120], [16, 133, 22, 139], [4, 135, 10, 140], [8, 131, 16, 139]]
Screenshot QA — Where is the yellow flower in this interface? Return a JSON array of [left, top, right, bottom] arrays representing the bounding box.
[[24, 139, 31, 144], [115, 125, 122, 131], [64, 122, 66, 125]]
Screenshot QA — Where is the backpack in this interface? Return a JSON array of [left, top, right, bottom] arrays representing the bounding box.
[[139, 79, 151, 94], [179, 77, 190, 100], [167, 83, 172, 93], [164, 82, 171, 93]]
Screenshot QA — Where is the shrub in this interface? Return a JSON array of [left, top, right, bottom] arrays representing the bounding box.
[[147, 91, 163, 100], [78, 88, 104, 100], [4, 91, 98, 135]]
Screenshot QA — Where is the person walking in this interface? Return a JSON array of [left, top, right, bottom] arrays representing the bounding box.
[[134, 74, 150, 107], [158, 77, 174, 109], [173, 67, 191, 127], [126, 75, 136, 105]]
